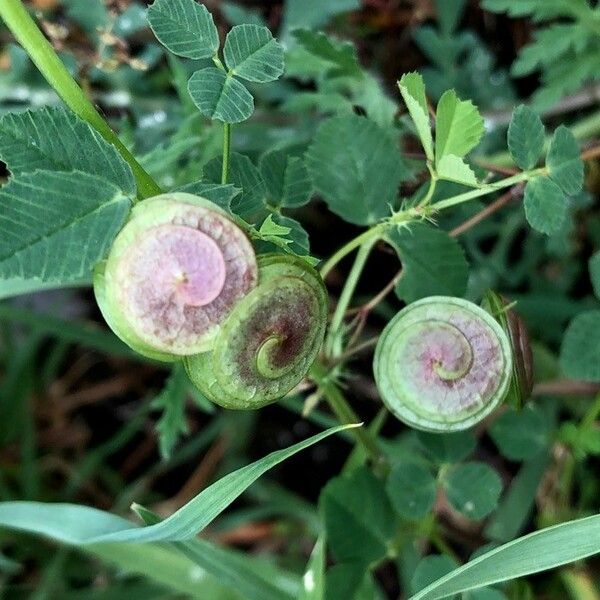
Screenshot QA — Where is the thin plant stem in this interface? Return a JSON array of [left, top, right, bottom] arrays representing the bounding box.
[[0, 0, 161, 200], [221, 123, 232, 184], [326, 238, 377, 358]]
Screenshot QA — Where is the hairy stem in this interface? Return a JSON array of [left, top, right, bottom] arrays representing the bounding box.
[[0, 0, 161, 200], [221, 123, 232, 184]]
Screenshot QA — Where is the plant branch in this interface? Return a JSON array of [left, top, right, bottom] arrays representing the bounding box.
[[0, 0, 161, 200]]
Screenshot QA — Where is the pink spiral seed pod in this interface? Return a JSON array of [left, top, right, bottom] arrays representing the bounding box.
[[93, 193, 258, 361]]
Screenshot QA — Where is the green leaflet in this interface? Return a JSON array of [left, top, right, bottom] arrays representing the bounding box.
[[0, 107, 135, 195], [147, 0, 219, 59], [0, 170, 131, 282], [559, 310, 600, 382], [409, 514, 600, 599], [386, 222, 469, 303], [398, 72, 434, 161], [507, 105, 545, 170], [293, 29, 361, 77], [0, 425, 353, 544], [546, 125, 584, 195], [306, 114, 408, 225], [259, 148, 313, 208], [523, 176, 567, 235], [188, 67, 254, 124], [224, 24, 284, 83]]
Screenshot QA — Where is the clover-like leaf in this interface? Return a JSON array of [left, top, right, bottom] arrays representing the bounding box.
[[386, 222, 469, 303], [293, 29, 361, 77], [0, 107, 135, 195], [560, 311, 600, 382], [547, 125, 584, 195], [0, 170, 130, 282], [435, 89, 484, 165], [147, 0, 219, 59], [508, 105, 545, 170], [306, 114, 408, 225], [386, 461, 437, 521], [188, 67, 254, 123], [523, 176, 567, 235], [260, 149, 312, 208], [224, 24, 284, 83], [443, 462, 502, 520], [398, 72, 434, 161]]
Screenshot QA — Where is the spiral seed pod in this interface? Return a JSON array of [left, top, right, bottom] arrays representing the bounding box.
[[94, 193, 258, 361], [374, 296, 513, 432], [482, 290, 534, 409], [184, 254, 327, 409]]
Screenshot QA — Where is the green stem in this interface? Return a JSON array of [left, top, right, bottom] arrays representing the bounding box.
[[221, 123, 232, 184], [418, 163, 438, 207], [0, 0, 161, 200], [326, 238, 377, 358]]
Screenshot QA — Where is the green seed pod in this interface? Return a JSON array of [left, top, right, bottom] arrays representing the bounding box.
[[373, 296, 513, 432], [93, 193, 258, 361], [481, 290, 534, 409], [184, 254, 328, 409]]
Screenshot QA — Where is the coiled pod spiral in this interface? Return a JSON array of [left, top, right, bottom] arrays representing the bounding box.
[[482, 290, 534, 409], [184, 253, 328, 409], [374, 296, 513, 432], [93, 193, 258, 361]]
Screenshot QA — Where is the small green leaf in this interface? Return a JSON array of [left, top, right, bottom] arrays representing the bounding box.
[[386, 222, 469, 303], [293, 29, 361, 76], [436, 154, 478, 186], [306, 115, 407, 225], [176, 181, 241, 212], [152, 365, 189, 461], [259, 213, 292, 237], [224, 24, 284, 83], [416, 431, 477, 464], [386, 461, 437, 521], [147, 0, 219, 59], [412, 556, 458, 596], [560, 311, 600, 382], [590, 251, 600, 300], [0, 171, 130, 283], [507, 105, 545, 170], [443, 462, 502, 520], [0, 107, 135, 195], [398, 72, 434, 161], [547, 126, 584, 195], [269, 214, 311, 256], [435, 89, 484, 164], [188, 67, 254, 123], [523, 176, 567, 235], [489, 406, 550, 461], [320, 467, 395, 564], [260, 149, 312, 208], [204, 152, 269, 222]]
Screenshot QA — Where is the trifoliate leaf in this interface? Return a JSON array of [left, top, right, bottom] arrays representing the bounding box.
[[435, 89, 484, 164], [590, 251, 600, 300], [153, 364, 189, 461], [306, 114, 408, 225], [259, 149, 312, 208], [386, 222, 469, 303], [223, 24, 284, 83], [560, 311, 600, 382], [437, 154, 479, 186], [547, 126, 584, 195], [147, 0, 219, 59], [0, 107, 135, 195], [203, 152, 269, 223], [0, 171, 130, 282], [293, 29, 361, 76], [386, 461, 437, 521], [188, 67, 254, 124], [398, 72, 434, 161], [507, 105, 545, 170], [523, 176, 567, 235], [443, 462, 502, 520]]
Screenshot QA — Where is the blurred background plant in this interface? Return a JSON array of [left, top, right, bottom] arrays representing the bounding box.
[[0, 1, 599, 599]]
